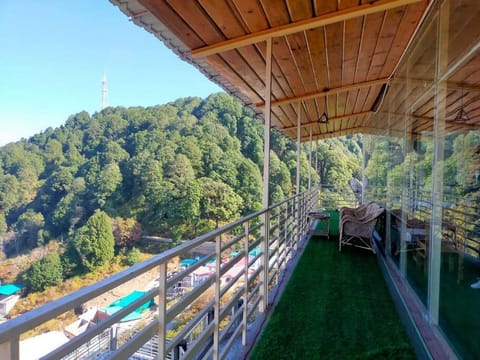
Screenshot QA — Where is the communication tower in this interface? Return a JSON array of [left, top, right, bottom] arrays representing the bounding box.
[[101, 73, 109, 110]]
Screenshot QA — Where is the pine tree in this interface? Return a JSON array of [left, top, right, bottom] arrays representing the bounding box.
[[73, 211, 114, 272]]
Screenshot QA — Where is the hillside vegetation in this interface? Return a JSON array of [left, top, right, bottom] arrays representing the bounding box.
[[0, 93, 361, 268]]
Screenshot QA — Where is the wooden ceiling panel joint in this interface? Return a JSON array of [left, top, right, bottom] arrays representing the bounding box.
[[191, 0, 423, 58], [256, 77, 390, 108], [279, 111, 373, 131]]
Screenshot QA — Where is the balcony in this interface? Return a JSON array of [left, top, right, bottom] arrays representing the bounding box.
[[0, 181, 479, 359], [0, 190, 321, 359], [0, 183, 474, 359]]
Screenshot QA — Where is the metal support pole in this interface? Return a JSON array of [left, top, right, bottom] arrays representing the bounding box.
[[262, 37, 272, 209], [308, 128, 312, 190], [296, 102, 301, 195], [260, 37, 272, 313], [429, 0, 449, 326], [361, 136, 367, 204], [315, 140, 319, 187], [213, 235, 221, 359], [157, 262, 167, 359], [0, 340, 19, 360], [261, 211, 270, 312], [242, 221, 249, 345], [295, 102, 302, 250]]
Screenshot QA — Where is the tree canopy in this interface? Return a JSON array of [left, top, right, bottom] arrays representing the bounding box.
[[0, 93, 362, 257]]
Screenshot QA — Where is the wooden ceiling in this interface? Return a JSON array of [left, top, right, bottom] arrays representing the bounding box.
[[111, 0, 435, 141]]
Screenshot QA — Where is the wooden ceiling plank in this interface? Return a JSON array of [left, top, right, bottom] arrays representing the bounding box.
[[354, 113, 368, 131], [325, 22, 344, 88], [445, 1, 480, 71], [230, 0, 270, 32], [380, 2, 428, 78], [353, 16, 366, 84], [272, 37, 307, 101], [254, 40, 297, 102], [365, 9, 390, 81], [192, 0, 423, 58], [286, 32, 318, 94], [354, 12, 385, 83], [235, 44, 293, 107], [305, 28, 329, 92], [255, 78, 389, 108], [353, 87, 371, 114], [353, 89, 374, 127], [447, 52, 480, 88], [313, 0, 338, 16], [285, 0, 313, 22], [138, 0, 206, 48], [165, 0, 226, 44], [271, 107, 290, 128], [258, 0, 290, 27], [219, 51, 266, 94], [205, 54, 263, 103], [344, 89, 359, 115], [301, 99, 317, 126], [337, 92, 348, 117], [343, 17, 364, 85], [338, 0, 361, 10], [197, 0, 246, 39], [362, 84, 383, 112]]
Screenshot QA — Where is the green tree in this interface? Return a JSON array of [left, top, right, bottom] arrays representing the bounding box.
[[14, 210, 45, 248], [199, 178, 243, 228], [23, 253, 63, 292], [73, 211, 115, 272], [125, 247, 141, 266]]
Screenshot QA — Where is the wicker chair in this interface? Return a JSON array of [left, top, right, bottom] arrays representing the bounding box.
[[339, 202, 384, 254]]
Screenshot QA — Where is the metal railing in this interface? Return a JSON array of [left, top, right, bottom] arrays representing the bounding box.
[[0, 189, 318, 360]]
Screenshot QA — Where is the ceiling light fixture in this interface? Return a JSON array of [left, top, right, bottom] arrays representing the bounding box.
[[455, 88, 470, 122], [319, 96, 329, 124]]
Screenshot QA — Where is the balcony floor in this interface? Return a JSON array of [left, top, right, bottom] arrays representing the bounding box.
[[249, 236, 416, 359]]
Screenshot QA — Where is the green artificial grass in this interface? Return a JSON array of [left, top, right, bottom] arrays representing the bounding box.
[[250, 237, 416, 359]]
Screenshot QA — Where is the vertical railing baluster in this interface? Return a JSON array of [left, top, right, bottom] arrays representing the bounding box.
[[213, 234, 221, 360], [285, 201, 289, 262], [242, 220, 250, 345], [158, 262, 167, 359], [0, 339, 19, 360], [260, 209, 270, 312]]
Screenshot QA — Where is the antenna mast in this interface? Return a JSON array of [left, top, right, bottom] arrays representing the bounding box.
[[101, 73, 109, 110]]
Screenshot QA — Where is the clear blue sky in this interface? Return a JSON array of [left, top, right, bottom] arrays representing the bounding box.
[[0, 0, 222, 145]]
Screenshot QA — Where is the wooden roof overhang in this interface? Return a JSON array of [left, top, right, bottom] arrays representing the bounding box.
[[110, 0, 433, 142]]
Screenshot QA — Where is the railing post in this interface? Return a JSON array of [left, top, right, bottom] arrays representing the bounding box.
[[158, 262, 167, 359], [242, 221, 249, 345], [260, 210, 270, 312], [294, 195, 300, 251], [274, 209, 281, 284], [0, 339, 19, 360], [213, 235, 221, 360], [284, 201, 289, 263]]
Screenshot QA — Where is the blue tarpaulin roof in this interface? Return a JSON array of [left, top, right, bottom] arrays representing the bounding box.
[[100, 290, 154, 322], [0, 284, 24, 296]]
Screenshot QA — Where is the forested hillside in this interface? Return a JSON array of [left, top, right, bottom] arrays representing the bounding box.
[[0, 93, 361, 259]]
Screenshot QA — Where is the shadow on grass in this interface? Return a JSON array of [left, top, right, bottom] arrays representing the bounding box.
[[250, 237, 415, 359]]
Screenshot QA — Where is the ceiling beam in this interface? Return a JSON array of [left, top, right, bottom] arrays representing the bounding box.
[[386, 112, 478, 128], [192, 0, 422, 58], [257, 79, 389, 109], [280, 111, 372, 131], [300, 127, 363, 141], [394, 78, 480, 93]]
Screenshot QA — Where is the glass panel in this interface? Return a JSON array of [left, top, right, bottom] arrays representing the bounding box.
[[446, 0, 480, 72], [438, 52, 480, 357]]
